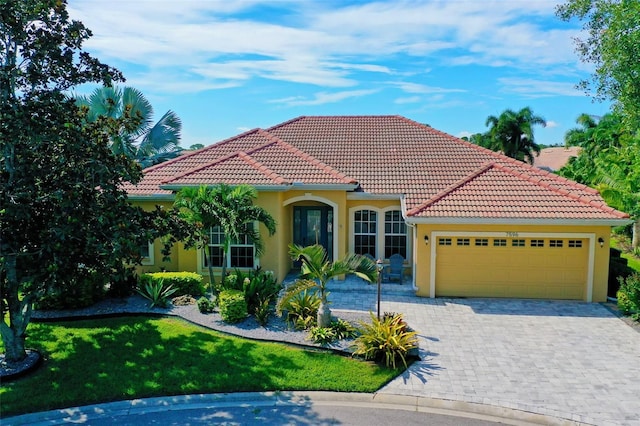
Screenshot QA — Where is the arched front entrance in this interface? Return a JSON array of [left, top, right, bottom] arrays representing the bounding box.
[[284, 195, 338, 264]]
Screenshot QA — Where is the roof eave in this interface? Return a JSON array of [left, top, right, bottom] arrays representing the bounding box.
[[159, 183, 359, 192], [128, 193, 176, 201], [405, 217, 633, 227]]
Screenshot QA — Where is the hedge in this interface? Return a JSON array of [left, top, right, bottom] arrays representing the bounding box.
[[139, 272, 205, 297]]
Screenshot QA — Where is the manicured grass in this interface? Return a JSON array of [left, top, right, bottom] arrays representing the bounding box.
[[611, 236, 640, 273], [0, 316, 401, 417]]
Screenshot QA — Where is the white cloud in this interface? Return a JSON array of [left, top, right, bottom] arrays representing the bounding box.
[[457, 131, 473, 139], [546, 120, 559, 128], [390, 82, 466, 95], [498, 77, 584, 98], [269, 89, 379, 106], [394, 96, 421, 104]]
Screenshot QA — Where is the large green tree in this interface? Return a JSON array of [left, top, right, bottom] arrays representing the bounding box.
[[485, 107, 547, 164], [174, 184, 277, 294], [0, 1, 184, 363], [278, 244, 377, 327], [557, 0, 640, 131], [76, 86, 183, 167]]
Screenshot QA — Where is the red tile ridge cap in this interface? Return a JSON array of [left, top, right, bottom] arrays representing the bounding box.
[[489, 163, 630, 218], [141, 127, 263, 173], [256, 129, 358, 184], [407, 162, 496, 216], [236, 151, 289, 185]]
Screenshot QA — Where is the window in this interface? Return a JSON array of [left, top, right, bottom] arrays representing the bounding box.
[[140, 241, 154, 266], [512, 239, 525, 247], [550, 239, 563, 248], [439, 238, 452, 246], [354, 210, 377, 257], [475, 238, 488, 246], [457, 238, 470, 246], [493, 239, 507, 247], [568, 239, 583, 248], [203, 225, 255, 268], [530, 239, 544, 247], [384, 210, 406, 258]]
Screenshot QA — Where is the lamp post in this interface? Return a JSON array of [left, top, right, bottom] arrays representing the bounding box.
[[376, 258, 383, 320]]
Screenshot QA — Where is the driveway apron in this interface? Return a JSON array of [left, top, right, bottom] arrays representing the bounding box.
[[328, 281, 640, 426]]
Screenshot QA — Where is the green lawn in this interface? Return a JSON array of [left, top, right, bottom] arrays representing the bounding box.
[[611, 236, 640, 272], [0, 316, 401, 417]]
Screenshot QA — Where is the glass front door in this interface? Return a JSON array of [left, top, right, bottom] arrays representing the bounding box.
[[293, 206, 333, 262]]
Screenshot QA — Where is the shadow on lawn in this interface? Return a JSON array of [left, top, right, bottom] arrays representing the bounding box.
[[1, 316, 306, 417]]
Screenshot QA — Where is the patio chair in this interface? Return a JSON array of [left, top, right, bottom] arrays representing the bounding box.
[[382, 253, 404, 284]]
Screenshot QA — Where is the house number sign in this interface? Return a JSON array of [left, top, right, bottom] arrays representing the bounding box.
[[506, 232, 519, 237]]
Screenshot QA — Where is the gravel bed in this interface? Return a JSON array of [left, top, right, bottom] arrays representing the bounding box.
[[31, 295, 372, 353]]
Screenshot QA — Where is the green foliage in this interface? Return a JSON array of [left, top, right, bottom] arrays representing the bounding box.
[[557, 0, 640, 131], [277, 285, 321, 330], [617, 273, 640, 319], [219, 269, 281, 317], [0, 316, 400, 417], [197, 297, 216, 314], [353, 312, 418, 369], [136, 279, 177, 308], [309, 326, 337, 345], [174, 184, 277, 292], [330, 318, 359, 340], [254, 297, 271, 327], [76, 86, 182, 164], [281, 244, 378, 327], [34, 269, 106, 310], [140, 272, 205, 297], [218, 289, 248, 323], [484, 107, 546, 164]]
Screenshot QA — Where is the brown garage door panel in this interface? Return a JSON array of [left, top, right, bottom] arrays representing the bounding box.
[[435, 238, 588, 299]]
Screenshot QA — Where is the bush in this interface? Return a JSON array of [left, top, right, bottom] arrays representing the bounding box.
[[278, 286, 320, 330], [609, 253, 634, 297], [197, 297, 216, 314], [140, 272, 205, 297], [136, 279, 177, 308], [617, 273, 640, 319], [219, 269, 281, 316], [330, 318, 358, 340], [353, 312, 418, 369], [309, 326, 337, 345], [35, 269, 106, 310], [219, 289, 248, 323], [254, 297, 271, 327]]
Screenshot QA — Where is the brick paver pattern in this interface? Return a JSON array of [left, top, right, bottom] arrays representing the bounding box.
[[327, 279, 640, 426]]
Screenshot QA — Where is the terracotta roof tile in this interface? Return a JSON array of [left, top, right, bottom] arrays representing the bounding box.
[[126, 115, 628, 221]]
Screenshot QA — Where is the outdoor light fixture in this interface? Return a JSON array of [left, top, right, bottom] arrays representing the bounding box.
[[598, 237, 605, 248], [424, 235, 429, 245], [376, 259, 383, 320]]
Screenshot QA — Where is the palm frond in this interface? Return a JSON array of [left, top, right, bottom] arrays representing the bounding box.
[[275, 279, 318, 316]]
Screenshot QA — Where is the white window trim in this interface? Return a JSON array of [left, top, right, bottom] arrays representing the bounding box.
[[349, 206, 412, 260], [197, 223, 259, 271], [141, 241, 154, 266], [428, 231, 596, 301]]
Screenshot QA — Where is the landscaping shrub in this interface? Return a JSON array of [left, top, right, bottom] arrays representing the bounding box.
[[277, 285, 320, 330], [35, 269, 106, 310], [140, 272, 205, 297], [136, 279, 177, 308], [330, 318, 358, 340], [609, 250, 634, 297], [172, 295, 196, 306], [219, 289, 248, 323], [219, 269, 281, 317], [353, 312, 418, 369], [617, 273, 640, 319], [309, 326, 336, 345], [197, 297, 216, 313]]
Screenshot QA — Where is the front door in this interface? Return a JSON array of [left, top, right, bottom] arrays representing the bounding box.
[[293, 206, 333, 262]]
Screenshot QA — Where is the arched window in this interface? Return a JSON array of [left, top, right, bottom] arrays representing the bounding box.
[[353, 210, 377, 257]]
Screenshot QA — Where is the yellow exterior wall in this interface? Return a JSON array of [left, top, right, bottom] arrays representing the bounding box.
[[413, 223, 612, 302]]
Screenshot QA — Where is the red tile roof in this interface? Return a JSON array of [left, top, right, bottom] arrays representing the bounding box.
[[533, 146, 581, 171], [127, 115, 628, 221]]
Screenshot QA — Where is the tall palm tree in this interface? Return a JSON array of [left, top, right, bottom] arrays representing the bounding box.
[[485, 107, 546, 164], [174, 184, 276, 294], [76, 86, 182, 164], [278, 244, 378, 327]]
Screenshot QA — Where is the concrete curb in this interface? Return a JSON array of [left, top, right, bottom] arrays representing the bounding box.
[[5, 391, 590, 426]]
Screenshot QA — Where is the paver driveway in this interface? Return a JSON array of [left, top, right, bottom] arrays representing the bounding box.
[[329, 282, 640, 426]]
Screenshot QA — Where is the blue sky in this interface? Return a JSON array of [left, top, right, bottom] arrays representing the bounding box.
[[69, 0, 611, 148]]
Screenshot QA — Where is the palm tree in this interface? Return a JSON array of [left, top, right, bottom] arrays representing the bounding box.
[[278, 244, 378, 327], [76, 86, 182, 164], [174, 184, 276, 295], [485, 107, 546, 164]]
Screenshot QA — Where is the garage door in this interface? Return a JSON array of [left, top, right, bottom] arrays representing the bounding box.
[[435, 236, 589, 299]]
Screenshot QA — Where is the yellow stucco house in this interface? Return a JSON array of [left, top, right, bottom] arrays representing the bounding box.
[[127, 115, 630, 302]]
